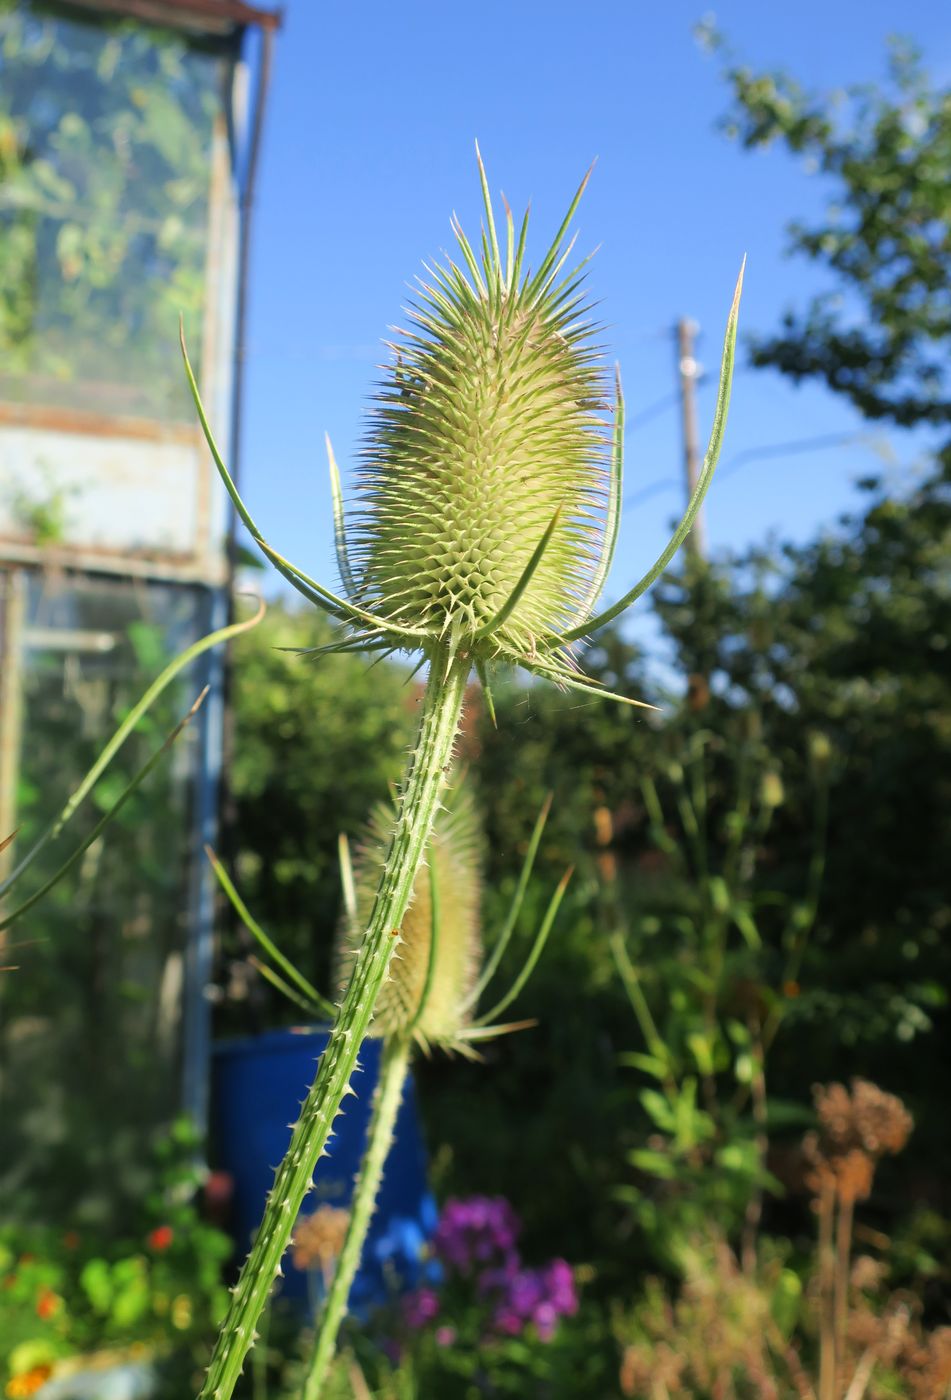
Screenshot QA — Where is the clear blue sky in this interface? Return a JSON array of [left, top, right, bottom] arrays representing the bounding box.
[[240, 0, 951, 640]]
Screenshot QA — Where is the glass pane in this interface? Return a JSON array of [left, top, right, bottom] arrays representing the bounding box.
[[0, 1, 228, 421], [0, 573, 210, 1224]]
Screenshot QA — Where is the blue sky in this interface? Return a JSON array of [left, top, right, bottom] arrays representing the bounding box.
[[240, 0, 951, 639]]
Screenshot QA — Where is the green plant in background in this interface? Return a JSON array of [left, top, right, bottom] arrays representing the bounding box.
[[608, 723, 829, 1271], [0, 1119, 232, 1399], [180, 149, 742, 1397], [0, 600, 264, 1225], [615, 1231, 806, 1399], [651, 31, 951, 1196], [222, 601, 418, 1025], [613, 1080, 951, 1400]]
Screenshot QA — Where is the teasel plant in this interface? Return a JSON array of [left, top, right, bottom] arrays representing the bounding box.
[[208, 781, 566, 1394], [177, 145, 742, 1398]]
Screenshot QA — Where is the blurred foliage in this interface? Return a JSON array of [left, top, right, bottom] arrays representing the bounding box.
[[614, 1227, 951, 1400], [0, 1118, 231, 1397], [607, 728, 826, 1271], [222, 601, 417, 1028], [653, 474, 951, 1089], [243, 1299, 618, 1400], [1, 575, 209, 1227], [0, 0, 223, 418]]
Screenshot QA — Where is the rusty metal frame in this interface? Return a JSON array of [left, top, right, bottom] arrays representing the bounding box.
[[0, 9, 246, 586], [0, 402, 201, 446], [58, 0, 281, 33], [0, 571, 25, 883]]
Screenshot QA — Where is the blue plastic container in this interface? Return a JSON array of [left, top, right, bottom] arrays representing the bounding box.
[[212, 1027, 437, 1311]]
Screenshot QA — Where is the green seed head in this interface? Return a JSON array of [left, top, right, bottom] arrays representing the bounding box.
[[350, 158, 611, 663], [337, 787, 483, 1048]]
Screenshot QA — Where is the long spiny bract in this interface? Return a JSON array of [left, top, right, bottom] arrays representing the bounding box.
[[349, 179, 611, 665], [338, 788, 483, 1048]]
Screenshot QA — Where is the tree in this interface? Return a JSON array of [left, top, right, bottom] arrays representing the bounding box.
[[642, 34, 951, 1187], [703, 30, 951, 430]]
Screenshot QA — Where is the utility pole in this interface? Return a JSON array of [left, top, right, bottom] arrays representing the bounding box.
[[676, 317, 706, 559]]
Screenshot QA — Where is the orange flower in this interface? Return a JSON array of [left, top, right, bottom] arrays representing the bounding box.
[[36, 1286, 62, 1319], [147, 1225, 174, 1252], [6, 1366, 53, 1398]]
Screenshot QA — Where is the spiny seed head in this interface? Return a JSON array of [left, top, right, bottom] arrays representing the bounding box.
[[336, 788, 483, 1047], [349, 161, 612, 662]]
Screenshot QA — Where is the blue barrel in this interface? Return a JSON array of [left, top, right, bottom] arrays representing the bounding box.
[[212, 1027, 437, 1312]]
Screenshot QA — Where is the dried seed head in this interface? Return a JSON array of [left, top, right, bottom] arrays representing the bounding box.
[[814, 1078, 913, 1158], [337, 787, 483, 1047], [290, 1205, 351, 1273], [803, 1078, 913, 1204], [349, 163, 611, 662]]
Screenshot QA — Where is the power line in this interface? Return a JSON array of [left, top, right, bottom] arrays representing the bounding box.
[[621, 431, 866, 513], [717, 431, 865, 482], [627, 376, 710, 429]]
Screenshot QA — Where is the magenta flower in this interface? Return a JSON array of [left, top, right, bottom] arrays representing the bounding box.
[[433, 1196, 520, 1275], [542, 1258, 579, 1317], [417, 1197, 579, 1347], [486, 1258, 578, 1343], [402, 1286, 440, 1330]]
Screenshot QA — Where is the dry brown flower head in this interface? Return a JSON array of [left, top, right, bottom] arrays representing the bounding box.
[[290, 1204, 351, 1273], [804, 1078, 913, 1204], [814, 1078, 913, 1157]]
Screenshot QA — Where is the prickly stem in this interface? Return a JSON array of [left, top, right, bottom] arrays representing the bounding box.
[[196, 647, 469, 1400], [303, 1035, 413, 1397]]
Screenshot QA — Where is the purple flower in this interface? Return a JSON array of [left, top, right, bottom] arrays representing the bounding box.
[[475, 1253, 520, 1297], [493, 1304, 525, 1337], [485, 1259, 578, 1343], [434, 1196, 521, 1276], [428, 1195, 579, 1346], [542, 1258, 578, 1318], [402, 1286, 440, 1330], [507, 1267, 545, 1317], [533, 1301, 558, 1342], [434, 1325, 456, 1348]]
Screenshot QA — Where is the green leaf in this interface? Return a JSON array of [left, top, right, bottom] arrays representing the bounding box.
[[686, 1031, 715, 1077], [80, 1257, 113, 1314], [708, 875, 731, 916], [733, 906, 762, 949], [618, 1051, 670, 1079], [628, 1148, 677, 1180], [639, 1088, 675, 1132]]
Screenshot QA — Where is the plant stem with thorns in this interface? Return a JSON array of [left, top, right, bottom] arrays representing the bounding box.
[[303, 1036, 413, 1400], [197, 648, 468, 1400]]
